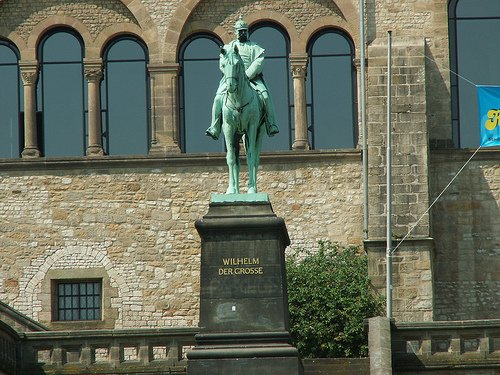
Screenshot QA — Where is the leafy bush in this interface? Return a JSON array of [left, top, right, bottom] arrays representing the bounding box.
[[286, 241, 384, 358]]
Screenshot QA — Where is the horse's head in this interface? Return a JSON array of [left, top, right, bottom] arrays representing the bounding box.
[[220, 45, 244, 93]]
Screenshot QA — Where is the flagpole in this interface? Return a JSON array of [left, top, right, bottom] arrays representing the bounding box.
[[386, 30, 393, 319]]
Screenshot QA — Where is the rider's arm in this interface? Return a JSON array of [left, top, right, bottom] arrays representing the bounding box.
[[245, 50, 264, 80]]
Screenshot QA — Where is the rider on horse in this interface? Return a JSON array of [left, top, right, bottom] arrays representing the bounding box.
[[206, 16, 279, 140]]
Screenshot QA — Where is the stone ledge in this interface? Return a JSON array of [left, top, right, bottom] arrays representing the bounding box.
[[364, 237, 434, 250], [0, 149, 361, 172], [394, 319, 500, 331], [430, 147, 500, 162]]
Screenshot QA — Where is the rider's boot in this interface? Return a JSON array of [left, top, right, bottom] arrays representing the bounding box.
[[262, 94, 279, 137], [206, 95, 223, 140]]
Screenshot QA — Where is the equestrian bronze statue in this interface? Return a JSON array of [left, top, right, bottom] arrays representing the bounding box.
[[206, 16, 279, 194]]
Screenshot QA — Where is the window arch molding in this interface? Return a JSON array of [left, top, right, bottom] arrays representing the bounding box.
[[245, 12, 299, 50], [163, 1, 359, 62], [305, 27, 358, 150], [26, 17, 92, 61], [0, 30, 26, 56], [301, 17, 359, 54], [95, 24, 156, 60]]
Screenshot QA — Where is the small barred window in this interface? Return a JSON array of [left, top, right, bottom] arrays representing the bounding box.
[[54, 280, 102, 321]]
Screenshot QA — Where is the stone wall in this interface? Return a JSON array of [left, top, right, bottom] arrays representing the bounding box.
[[0, 152, 363, 328], [367, 241, 433, 322], [430, 150, 500, 321], [367, 0, 451, 143], [0, 0, 138, 41], [0, 0, 498, 329]]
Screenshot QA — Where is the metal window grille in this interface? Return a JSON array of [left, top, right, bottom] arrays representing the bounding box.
[[56, 281, 101, 321]]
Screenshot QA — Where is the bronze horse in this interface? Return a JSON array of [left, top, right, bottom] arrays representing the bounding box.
[[219, 45, 266, 194]]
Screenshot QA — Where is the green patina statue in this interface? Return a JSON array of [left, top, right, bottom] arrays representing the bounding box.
[[206, 16, 279, 195]]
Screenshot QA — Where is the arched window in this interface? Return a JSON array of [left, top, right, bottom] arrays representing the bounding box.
[[38, 29, 86, 157], [307, 30, 357, 149], [179, 34, 223, 153], [0, 40, 22, 158], [102, 37, 150, 155], [249, 23, 292, 151], [449, 0, 500, 148]]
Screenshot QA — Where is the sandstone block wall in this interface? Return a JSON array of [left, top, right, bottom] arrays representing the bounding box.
[[0, 154, 363, 328], [0, 0, 498, 327], [430, 152, 500, 321]]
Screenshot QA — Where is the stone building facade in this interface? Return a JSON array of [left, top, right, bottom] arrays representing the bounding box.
[[0, 0, 498, 364]]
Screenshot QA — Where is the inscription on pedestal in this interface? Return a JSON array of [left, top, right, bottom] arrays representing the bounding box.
[[199, 238, 287, 332], [218, 257, 263, 275]]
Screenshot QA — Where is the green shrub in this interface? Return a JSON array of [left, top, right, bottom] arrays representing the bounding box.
[[286, 241, 384, 358]]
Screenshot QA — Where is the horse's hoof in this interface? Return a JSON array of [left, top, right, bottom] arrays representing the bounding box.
[[226, 188, 236, 194], [248, 187, 256, 194]]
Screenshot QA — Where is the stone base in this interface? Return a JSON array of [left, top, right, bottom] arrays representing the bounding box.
[[86, 145, 104, 157], [148, 142, 181, 155], [188, 332, 303, 375], [188, 356, 303, 374], [189, 198, 302, 374], [21, 147, 40, 158]]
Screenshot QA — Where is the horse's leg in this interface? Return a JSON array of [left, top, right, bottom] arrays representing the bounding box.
[[224, 127, 238, 194], [254, 122, 265, 171], [246, 118, 258, 194], [234, 134, 240, 193]]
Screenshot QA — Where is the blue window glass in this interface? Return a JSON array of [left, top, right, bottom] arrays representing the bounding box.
[[449, 0, 500, 148], [307, 30, 357, 149], [102, 37, 150, 155], [249, 23, 292, 151], [179, 34, 224, 153], [0, 41, 22, 158], [38, 29, 86, 157]]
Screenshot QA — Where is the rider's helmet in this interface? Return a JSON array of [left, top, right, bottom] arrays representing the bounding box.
[[234, 16, 249, 31]]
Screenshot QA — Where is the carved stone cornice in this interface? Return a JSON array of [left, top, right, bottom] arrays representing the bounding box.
[[84, 58, 103, 82], [19, 61, 39, 86], [289, 53, 308, 79]]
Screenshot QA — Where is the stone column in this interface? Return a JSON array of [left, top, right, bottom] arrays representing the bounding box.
[[148, 63, 181, 155], [368, 317, 393, 375], [19, 61, 40, 158], [290, 54, 310, 150], [84, 58, 104, 156]]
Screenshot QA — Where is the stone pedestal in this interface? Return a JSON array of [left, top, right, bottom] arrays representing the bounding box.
[[188, 194, 303, 375]]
